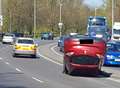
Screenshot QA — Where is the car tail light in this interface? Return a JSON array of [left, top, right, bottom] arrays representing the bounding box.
[[15, 45, 21, 49], [31, 45, 37, 50], [66, 52, 74, 56]]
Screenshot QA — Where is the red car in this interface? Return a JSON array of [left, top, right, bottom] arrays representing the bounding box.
[[63, 35, 106, 75]]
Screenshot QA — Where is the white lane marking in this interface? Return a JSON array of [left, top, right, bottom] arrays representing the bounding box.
[[0, 57, 3, 60], [32, 77, 44, 83], [50, 45, 63, 57], [15, 68, 22, 72], [107, 78, 120, 83], [38, 53, 63, 66], [5, 62, 10, 65]]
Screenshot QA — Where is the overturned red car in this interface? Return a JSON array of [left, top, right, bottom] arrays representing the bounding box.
[[63, 35, 106, 75]]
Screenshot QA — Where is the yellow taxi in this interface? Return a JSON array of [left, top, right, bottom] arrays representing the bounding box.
[[13, 37, 37, 57]]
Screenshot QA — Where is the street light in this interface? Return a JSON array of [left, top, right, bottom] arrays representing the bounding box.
[[95, 8, 98, 16], [0, 0, 2, 31], [112, 0, 114, 28], [58, 0, 63, 37], [34, 0, 37, 38]]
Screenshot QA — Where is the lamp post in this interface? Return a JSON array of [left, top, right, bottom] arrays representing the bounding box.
[[95, 8, 97, 16], [59, 3, 62, 37], [58, 0, 63, 37], [0, 0, 2, 31], [112, 0, 114, 28], [34, 0, 36, 38]]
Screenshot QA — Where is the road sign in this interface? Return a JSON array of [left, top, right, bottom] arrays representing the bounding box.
[[58, 22, 63, 29]]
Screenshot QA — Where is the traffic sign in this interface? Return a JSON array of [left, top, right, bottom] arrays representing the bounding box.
[[58, 22, 63, 29]]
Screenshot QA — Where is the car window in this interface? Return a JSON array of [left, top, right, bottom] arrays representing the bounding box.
[[4, 34, 14, 37], [18, 39, 34, 44], [107, 43, 120, 51]]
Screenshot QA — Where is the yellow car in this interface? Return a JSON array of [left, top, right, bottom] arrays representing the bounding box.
[[13, 37, 37, 57]]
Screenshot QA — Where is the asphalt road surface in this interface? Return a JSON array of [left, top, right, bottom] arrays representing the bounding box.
[[0, 39, 120, 88]]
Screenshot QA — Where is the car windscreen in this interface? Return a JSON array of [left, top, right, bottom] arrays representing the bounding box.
[[107, 43, 120, 51], [41, 33, 49, 37], [18, 39, 34, 44], [89, 18, 105, 26], [4, 34, 14, 37], [113, 29, 120, 34]]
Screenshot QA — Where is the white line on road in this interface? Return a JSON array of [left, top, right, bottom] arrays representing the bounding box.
[[107, 78, 120, 83], [50, 45, 63, 57], [32, 77, 44, 83], [15, 68, 22, 72], [5, 62, 10, 65], [38, 53, 63, 66], [0, 57, 3, 60]]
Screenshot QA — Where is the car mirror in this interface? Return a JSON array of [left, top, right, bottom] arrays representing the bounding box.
[[35, 43, 38, 47]]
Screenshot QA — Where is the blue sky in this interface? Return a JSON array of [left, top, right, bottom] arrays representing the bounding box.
[[83, 0, 106, 10]]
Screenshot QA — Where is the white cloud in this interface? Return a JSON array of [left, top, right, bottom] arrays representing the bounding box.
[[83, 0, 106, 9]]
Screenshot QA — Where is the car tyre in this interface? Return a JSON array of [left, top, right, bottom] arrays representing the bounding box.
[[63, 63, 68, 74], [12, 53, 17, 57], [67, 68, 73, 75]]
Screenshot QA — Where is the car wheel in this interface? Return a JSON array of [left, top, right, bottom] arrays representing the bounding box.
[[12, 53, 17, 57], [98, 60, 103, 71], [63, 62, 68, 74], [67, 68, 73, 75], [60, 47, 62, 52]]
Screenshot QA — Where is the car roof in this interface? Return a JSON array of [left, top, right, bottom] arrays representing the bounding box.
[[4, 33, 15, 36], [66, 35, 104, 42], [17, 37, 33, 40], [107, 40, 120, 44], [89, 16, 106, 19]]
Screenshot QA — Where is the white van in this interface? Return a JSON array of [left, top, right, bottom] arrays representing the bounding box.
[[111, 22, 120, 41], [2, 33, 15, 44]]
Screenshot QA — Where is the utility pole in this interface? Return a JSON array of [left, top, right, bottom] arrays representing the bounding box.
[[112, 0, 114, 28], [9, 11, 12, 33], [0, 0, 2, 32], [34, 0, 36, 38], [58, 0, 63, 37], [95, 8, 97, 16]]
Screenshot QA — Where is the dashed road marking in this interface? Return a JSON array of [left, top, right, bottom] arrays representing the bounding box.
[[5, 62, 10, 65], [15, 68, 22, 72], [0, 57, 3, 60], [50, 45, 63, 57], [32, 77, 44, 83], [107, 78, 120, 83]]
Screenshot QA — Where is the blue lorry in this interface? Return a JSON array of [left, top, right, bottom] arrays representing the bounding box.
[[87, 16, 111, 41]]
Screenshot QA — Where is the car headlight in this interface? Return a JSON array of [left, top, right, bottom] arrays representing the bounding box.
[[31, 45, 37, 50], [15, 45, 21, 49], [106, 55, 115, 59]]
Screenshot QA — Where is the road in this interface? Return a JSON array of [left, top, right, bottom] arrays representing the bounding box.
[[0, 39, 120, 88]]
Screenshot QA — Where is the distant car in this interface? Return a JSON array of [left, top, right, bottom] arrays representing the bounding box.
[[12, 32, 24, 38], [2, 33, 15, 44], [41, 32, 54, 40], [88, 26, 110, 42], [63, 35, 106, 75], [58, 35, 69, 52], [104, 41, 120, 65], [13, 37, 37, 57]]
